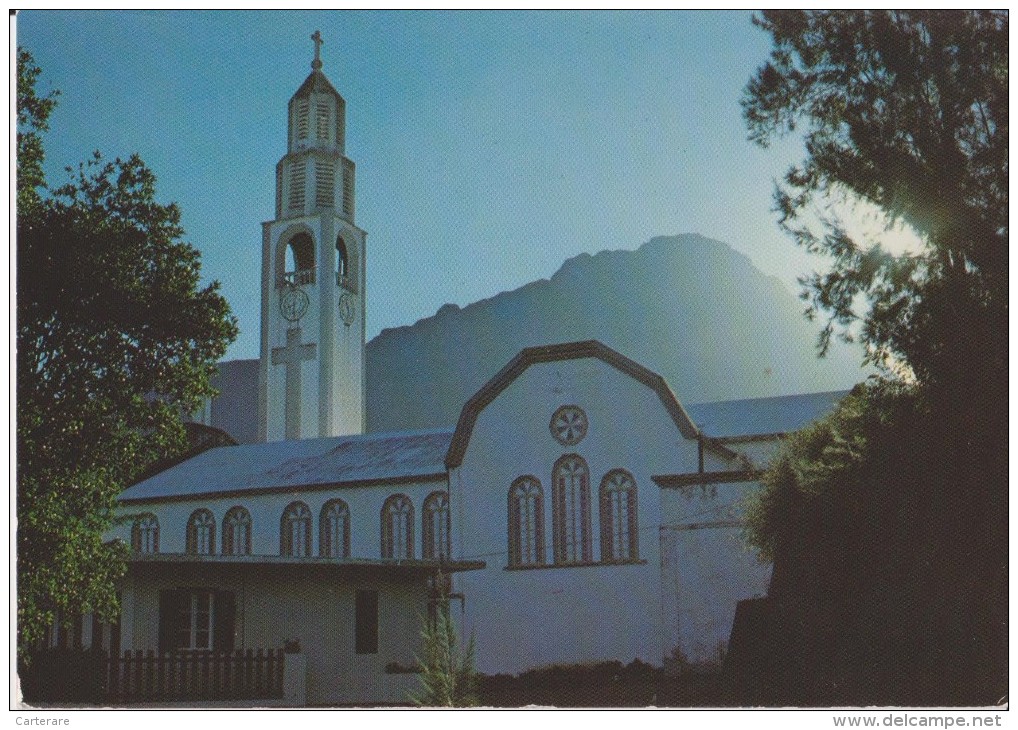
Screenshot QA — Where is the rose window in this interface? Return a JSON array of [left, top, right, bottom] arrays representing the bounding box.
[[550, 405, 588, 446]]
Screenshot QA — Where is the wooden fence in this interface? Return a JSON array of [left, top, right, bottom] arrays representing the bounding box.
[[106, 648, 285, 703]]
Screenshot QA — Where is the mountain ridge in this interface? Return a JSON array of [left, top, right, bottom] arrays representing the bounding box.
[[365, 233, 866, 433]]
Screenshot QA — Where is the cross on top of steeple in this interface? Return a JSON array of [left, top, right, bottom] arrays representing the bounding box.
[[311, 30, 324, 71]]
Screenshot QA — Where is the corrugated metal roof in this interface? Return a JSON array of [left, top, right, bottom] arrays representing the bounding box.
[[119, 428, 454, 502], [120, 390, 849, 502], [685, 390, 849, 438]]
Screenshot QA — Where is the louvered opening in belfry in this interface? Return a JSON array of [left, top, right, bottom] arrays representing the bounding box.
[[289, 164, 306, 211], [295, 99, 310, 140], [316, 100, 330, 142], [316, 161, 335, 209], [342, 161, 355, 217]]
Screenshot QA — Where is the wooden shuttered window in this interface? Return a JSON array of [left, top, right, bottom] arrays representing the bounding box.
[[214, 591, 236, 653], [355, 590, 378, 655]]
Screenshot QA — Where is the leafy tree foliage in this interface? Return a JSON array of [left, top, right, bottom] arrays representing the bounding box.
[[17, 49, 58, 216], [744, 10, 1006, 384], [742, 12, 1007, 704], [16, 49, 237, 657]]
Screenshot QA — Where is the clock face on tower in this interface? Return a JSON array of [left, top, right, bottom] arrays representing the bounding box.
[[338, 292, 357, 326], [280, 286, 310, 322]]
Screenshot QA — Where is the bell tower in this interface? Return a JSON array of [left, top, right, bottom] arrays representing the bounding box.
[[258, 31, 366, 442]]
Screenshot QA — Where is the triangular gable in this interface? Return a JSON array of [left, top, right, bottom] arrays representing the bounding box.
[[444, 340, 699, 469]]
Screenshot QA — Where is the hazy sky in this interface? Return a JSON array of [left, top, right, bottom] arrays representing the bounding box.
[[17, 10, 819, 361]]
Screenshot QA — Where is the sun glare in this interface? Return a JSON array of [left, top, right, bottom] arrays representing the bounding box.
[[833, 196, 928, 258]]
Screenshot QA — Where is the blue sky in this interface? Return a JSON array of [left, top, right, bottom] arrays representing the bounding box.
[[17, 10, 817, 361]]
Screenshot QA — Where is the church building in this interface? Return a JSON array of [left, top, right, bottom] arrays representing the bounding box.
[[96, 35, 847, 705]]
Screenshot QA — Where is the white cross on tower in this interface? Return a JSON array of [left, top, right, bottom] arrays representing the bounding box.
[[311, 30, 324, 71], [272, 327, 317, 440]]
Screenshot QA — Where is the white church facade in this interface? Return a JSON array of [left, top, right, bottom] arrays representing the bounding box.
[[98, 36, 848, 705]]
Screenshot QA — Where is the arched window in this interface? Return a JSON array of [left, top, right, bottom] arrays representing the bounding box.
[[222, 507, 252, 556], [336, 235, 348, 282], [131, 514, 159, 554], [508, 476, 545, 567], [320, 499, 351, 559], [422, 491, 450, 560], [599, 470, 639, 562], [186, 509, 216, 555], [381, 495, 414, 560], [552, 455, 592, 564], [281, 232, 315, 286], [281, 501, 312, 557]]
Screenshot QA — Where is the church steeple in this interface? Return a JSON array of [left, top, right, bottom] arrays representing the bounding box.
[[283, 31, 348, 178], [258, 32, 367, 442]]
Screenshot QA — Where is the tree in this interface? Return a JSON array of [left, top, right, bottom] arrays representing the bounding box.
[[16, 49, 238, 658], [741, 12, 1007, 704], [17, 49, 58, 216], [412, 593, 478, 707], [744, 10, 1006, 387]]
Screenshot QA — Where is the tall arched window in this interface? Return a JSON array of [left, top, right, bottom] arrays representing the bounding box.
[[336, 235, 349, 282], [222, 506, 252, 556], [131, 514, 159, 554], [281, 232, 315, 286], [422, 491, 450, 560], [281, 501, 312, 557], [320, 499, 351, 558], [599, 470, 639, 562], [381, 495, 414, 560], [186, 509, 216, 555], [508, 476, 545, 567], [552, 455, 592, 564]]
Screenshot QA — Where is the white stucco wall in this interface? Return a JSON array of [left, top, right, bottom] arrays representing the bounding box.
[[659, 481, 772, 666], [450, 357, 700, 675]]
